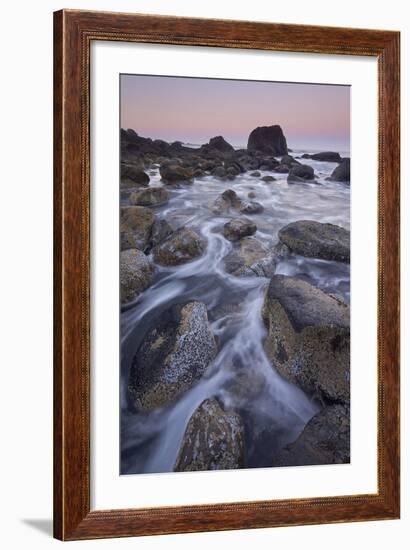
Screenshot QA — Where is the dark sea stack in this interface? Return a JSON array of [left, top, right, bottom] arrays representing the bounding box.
[[330, 158, 350, 182], [153, 227, 205, 266], [120, 249, 154, 305], [262, 275, 350, 404], [174, 398, 245, 471], [247, 125, 288, 156], [272, 404, 350, 466], [278, 220, 350, 263], [287, 164, 315, 183], [129, 186, 169, 207], [207, 135, 235, 153], [309, 151, 342, 162], [129, 302, 217, 412]]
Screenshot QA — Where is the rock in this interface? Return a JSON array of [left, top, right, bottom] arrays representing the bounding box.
[[287, 164, 315, 182], [248, 191, 257, 198], [211, 166, 227, 179], [120, 230, 136, 251], [160, 162, 193, 183], [239, 237, 269, 266], [212, 189, 242, 213], [223, 218, 257, 241], [280, 154, 300, 167], [274, 164, 290, 174], [247, 125, 288, 156], [250, 171, 261, 177], [153, 227, 205, 266], [261, 175, 276, 183], [120, 163, 150, 186], [129, 186, 169, 207], [120, 249, 154, 305], [307, 152, 342, 162], [207, 135, 235, 153], [228, 238, 278, 278], [120, 206, 155, 251], [174, 398, 245, 471], [150, 218, 174, 248], [262, 275, 350, 403], [272, 404, 350, 466], [278, 220, 350, 263], [330, 158, 350, 182], [129, 302, 217, 411], [240, 201, 264, 214], [235, 254, 277, 278]]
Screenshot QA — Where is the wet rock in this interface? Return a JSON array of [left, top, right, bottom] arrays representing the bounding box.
[[160, 162, 193, 184], [129, 302, 217, 411], [263, 275, 350, 403], [129, 186, 169, 207], [211, 166, 227, 179], [306, 152, 342, 162], [120, 249, 154, 305], [278, 220, 350, 263], [274, 164, 290, 174], [120, 206, 155, 251], [261, 175, 276, 183], [120, 163, 150, 186], [330, 158, 350, 182], [272, 404, 350, 466], [240, 200, 264, 214], [120, 230, 136, 251], [235, 254, 277, 278], [212, 189, 242, 214], [205, 135, 235, 153], [248, 191, 257, 198], [247, 125, 288, 156], [223, 218, 257, 241], [153, 227, 205, 266], [150, 218, 174, 248], [250, 171, 261, 177], [224, 236, 276, 278], [174, 398, 245, 471], [287, 164, 315, 182], [280, 154, 300, 167]]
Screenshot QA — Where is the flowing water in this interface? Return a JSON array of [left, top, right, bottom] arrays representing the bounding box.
[[120, 150, 350, 475]]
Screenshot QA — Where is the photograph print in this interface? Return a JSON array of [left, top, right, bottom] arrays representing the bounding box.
[[120, 74, 351, 475]]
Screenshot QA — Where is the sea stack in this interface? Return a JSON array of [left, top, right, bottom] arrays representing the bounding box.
[[247, 125, 288, 156]]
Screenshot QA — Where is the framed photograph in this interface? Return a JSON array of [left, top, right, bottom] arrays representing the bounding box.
[[54, 9, 400, 540]]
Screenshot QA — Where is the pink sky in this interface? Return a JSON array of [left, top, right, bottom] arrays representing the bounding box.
[[121, 74, 350, 152]]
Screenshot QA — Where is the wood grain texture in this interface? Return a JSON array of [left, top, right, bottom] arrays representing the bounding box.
[[53, 9, 400, 541]]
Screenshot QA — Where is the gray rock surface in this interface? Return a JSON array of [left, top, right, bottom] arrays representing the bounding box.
[[120, 206, 155, 251], [120, 249, 154, 305], [129, 186, 169, 207], [223, 218, 257, 241], [153, 227, 205, 266], [330, 158, 350, 182], [247, 125, 288, 156]]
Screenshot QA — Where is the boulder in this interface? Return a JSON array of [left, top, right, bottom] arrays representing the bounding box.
[[280, 154, 300, 167], [211, 166, 227, 179], [287, 164, 315, 183], [224, 237, 277, 278], [240, 200, 264, 214], [212, 189, 242, 214], [308, 151, 342, 162], [129, 302, 217, 411], [120, 249, 154, 305], [263, 275, 350, 403], [120, 163, 150, 186], [223, 218, 257, 241], [272, 404, 350, 466], [120, 230, 136, 251], [120, 206, 155, 251], [238, 236, 269, 266], [250, 171, 261, 177], [261, 175, 276, 183], [153, 227, 205, 266], [174, 398, 245, 471], [330, 158, 350, 182], [207, 135, 235, 153], [278, 220, 350, 263], [160, 162, 193, 184], [129, 186, 169, 207], [274, 164, 290, 174], [150, 218, 174, 248], [247, 125, 288, 156]]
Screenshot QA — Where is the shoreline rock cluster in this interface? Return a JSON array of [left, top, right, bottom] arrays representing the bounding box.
[[121, 125, 351, 471]]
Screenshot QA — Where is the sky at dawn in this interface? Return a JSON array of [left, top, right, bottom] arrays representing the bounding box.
[[121, 74, 350, 152]]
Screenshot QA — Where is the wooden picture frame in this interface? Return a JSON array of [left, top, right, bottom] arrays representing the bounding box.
[[53, 9, 400, 541]]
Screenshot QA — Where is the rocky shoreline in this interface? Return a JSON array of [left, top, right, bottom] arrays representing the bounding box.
[[120, 124, 351, 473]]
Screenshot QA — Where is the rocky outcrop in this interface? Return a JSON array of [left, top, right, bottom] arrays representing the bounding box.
[[330, 158, 350, 182], [159, 162, 193, 184], [287, 164, 315, 183], [278, 220, 350, 263], [263, 275, 350, 404], [129, 186, 169, 207], [120, 163, 150, 187], [120, 249, 154, 305], [305, 151, 342, 162], [247, 125, 288, 156], [174, 398, 245, 471], [212, 189, 242, 214], [272, 404, 350, 466], [200, 135, 235, 155], [153, 227, 205, 266], [280, 154, 300, 167], [120, 206, 155, 251], [149, 218, 174, 248], [129, 302, 217, 411], [223, 218, 257, 241]]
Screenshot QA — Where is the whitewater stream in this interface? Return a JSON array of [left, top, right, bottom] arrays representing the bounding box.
[[120, 150, 350, 474]]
